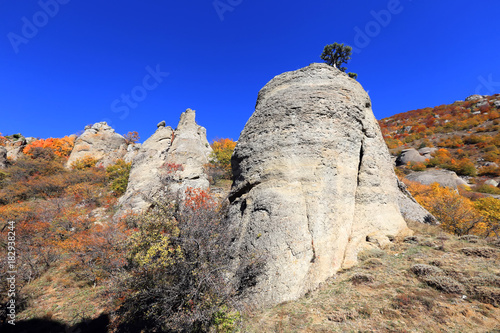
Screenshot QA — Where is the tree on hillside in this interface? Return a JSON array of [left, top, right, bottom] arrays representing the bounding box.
[[321, 43, 358, 79]]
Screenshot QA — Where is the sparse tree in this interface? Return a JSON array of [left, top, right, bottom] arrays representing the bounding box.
[[321, 43, 358, 79]]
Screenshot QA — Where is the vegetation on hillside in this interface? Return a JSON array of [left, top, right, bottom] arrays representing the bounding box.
[[380, 94, 500, 175]]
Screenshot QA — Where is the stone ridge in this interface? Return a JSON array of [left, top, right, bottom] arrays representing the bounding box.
[[227, 63, 413, 306]]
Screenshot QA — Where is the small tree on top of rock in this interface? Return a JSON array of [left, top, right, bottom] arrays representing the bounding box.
[[321, 43, 358, 79]]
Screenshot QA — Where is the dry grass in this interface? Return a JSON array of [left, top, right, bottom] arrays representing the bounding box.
[[17, 265, 108, 325], [241, 221, 500, 332]]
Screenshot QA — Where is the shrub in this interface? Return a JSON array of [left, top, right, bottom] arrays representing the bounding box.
[[410, 264, 443, 277], [461, 247, 497, 258], [207, 138, 237, 181], [113, 189, 245, 332], [474, 197, 500, 238], [407, 161, 427, 171], [405, 181, 484, 237], [71, 156, 99, 170], [106, 159, 131, 196], [350, 273, 374, 285], [475, 184, 500, 195], [123, 131, 139, 144], [478, 165, 500, 177], [23, 137, 75, 158], [422, 275, 465, 294]]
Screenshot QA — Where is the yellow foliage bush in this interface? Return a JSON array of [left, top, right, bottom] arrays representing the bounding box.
[[404, 180, 485, 236]]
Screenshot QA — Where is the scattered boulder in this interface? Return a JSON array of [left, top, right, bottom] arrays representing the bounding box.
[[484, 162, 499, 168], [476, 100, 489, 108], [227, 63, 412, 306], [116, 109, 212, 216], [405, 169, 468, 190], [396, 148, 427, 166], [157, 120, 166, 128], [418, 147, 437, 158], [484, 179, 499, 187], [66, 122, 128, 168]]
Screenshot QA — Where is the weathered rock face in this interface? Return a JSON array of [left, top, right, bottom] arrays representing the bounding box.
[[116, 125, 174, 215], [123, 143, 141, 163], [66, 122, 128, 168], [405, 169, 468, 190], [397, 180, 437, 224], [227, 63, 412, 306], [5, 137, 26, 161], [165, 110, 212, 194], [396, 148, 427, 166], [116, 109, 212, 216], [0, 146, 7, 168]]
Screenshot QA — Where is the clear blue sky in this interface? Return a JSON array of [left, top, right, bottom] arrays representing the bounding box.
[[1, 0, 499, 142]]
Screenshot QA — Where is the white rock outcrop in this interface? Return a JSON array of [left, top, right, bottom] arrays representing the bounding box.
[[66, 122, 128, 168], [115, 109, 212, 216]]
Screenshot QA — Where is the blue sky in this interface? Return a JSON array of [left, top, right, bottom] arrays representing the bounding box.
[[1, 0, 499, 143]]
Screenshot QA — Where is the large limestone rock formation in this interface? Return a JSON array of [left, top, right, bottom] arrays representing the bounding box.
[[116, 109, 212, 216], [66, 122, 128, 168], [227, 63, 413, 306]]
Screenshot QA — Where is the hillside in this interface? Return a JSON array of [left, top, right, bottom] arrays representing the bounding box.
[[380, 94, 500, 178]]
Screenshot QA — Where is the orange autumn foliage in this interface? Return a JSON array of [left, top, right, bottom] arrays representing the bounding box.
[[23, 136, 75, 158], [404, 180, 488, 237]]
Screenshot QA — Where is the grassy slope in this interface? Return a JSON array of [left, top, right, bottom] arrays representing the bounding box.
[[242, 221, 500, 333]]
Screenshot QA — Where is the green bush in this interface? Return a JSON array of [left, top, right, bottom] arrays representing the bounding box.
[[106, 159, 131, 196], [475, 184, 500, 195]]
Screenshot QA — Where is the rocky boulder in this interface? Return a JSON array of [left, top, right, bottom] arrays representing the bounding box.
[[4, 135, 26, 161], [116, 109, 212, 216], [0, 146, 7, 168], [396, 148, 427, 166], [465, 94, 485, 101], [418, 147, 437, 159], [484, 179, 499, 187], [227, 63, 413, 306], [405, 169, 468, 190], [66, 122, 128, 168]]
